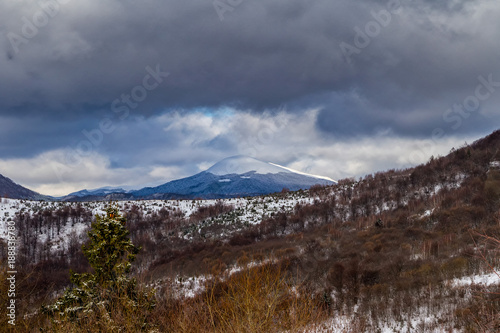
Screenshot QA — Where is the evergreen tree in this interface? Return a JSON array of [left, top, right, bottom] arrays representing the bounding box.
[[42, 206, 154, 326]]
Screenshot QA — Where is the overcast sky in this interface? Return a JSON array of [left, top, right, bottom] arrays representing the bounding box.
[[1, 0, 499, 196]]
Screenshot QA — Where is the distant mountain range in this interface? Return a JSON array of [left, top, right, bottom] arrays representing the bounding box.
[[0, 174, 48, 200], [66, 186, 130, 198], [60, 156, 336, 201], [0, 156, 335, 201]]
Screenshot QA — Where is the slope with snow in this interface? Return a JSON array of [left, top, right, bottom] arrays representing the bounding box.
[[65, 187, 128, 197], [54, 156, 336, 201], [131, 156, 336, 199], [207, 155, 335, 182], [0, 190, 316, 251]]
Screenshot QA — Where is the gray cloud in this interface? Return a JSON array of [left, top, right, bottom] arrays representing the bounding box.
[[1, 0, 497, 119], [0, 109, 479, 196], [0, 0, 499, 194]]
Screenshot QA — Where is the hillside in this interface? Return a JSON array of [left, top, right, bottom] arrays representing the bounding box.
[[0, 173, 47, 200], [1, 130, 499, 332]]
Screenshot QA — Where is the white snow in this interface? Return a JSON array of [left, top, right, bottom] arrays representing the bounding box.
[[207, 155, 294, 175], [206, 155, 335, 182], [301, 270, 500, 333], [452, 271, 500, 287], [0, 189, 319, 249], [268, 162, 336, 182], [422, 209, 433, 217]]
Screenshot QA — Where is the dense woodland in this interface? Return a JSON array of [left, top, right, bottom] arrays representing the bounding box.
[[1, 130, 500, 332]]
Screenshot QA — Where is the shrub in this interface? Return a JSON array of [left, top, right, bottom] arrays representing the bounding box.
[[41, 207, 155, 330], [204, 260, 325, 332], [441, 257, 468, 279]]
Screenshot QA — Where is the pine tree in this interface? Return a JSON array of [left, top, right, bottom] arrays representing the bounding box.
[[42, 206, 155, 326]]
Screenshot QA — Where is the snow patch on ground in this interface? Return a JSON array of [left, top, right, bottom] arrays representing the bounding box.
[[452, 271, 500, 287]]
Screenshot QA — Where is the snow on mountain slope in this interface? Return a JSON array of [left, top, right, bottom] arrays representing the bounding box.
[[207, 156, 294, 176], [206, 156, 335, 182], [58, 156, 336, 200], [67, 187, 126, 197], [268, 163, 335, 182], [127, 156, 337, 199]]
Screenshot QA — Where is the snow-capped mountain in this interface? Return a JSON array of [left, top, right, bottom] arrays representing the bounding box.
[[60, 186, 130, 201], [206, 156, 335, 182], [0, 173, 48, 200], [131, 156, 336, 199], [2, 157, 336, 201], [59, 182, 166, 201], [68, 186, 129, 197]]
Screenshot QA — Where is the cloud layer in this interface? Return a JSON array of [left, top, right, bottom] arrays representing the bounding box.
[[1, 0, 499, 195], [0, 110, 476, 196]]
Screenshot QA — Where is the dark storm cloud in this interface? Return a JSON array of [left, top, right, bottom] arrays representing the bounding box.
[[1, 0, 499, 145], [0, 115, 100, 158]]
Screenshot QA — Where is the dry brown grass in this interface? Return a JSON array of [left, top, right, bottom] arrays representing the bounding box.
[[463, 232, 500, 332], [158, 258, 327, 333], [27, 255, 326, 333], [204, 260, 324, 333]]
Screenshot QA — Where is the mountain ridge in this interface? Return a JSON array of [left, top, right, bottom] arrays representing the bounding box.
[[61, 156, 336, 201], [0, 173, 48, 200], [207, 156, 335, 182]]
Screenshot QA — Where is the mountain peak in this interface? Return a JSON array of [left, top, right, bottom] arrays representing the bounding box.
[[205, 155, 335, 182], [206, 155, 291, 176], [129, 155, 336, 199]]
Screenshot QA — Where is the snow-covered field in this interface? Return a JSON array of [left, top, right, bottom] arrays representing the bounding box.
[[0, 192, 314, 249]]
